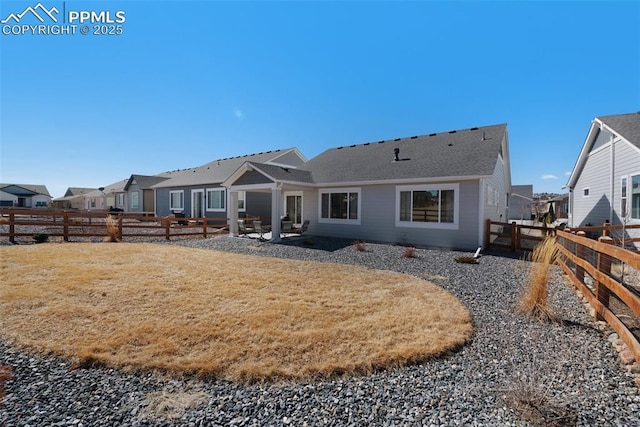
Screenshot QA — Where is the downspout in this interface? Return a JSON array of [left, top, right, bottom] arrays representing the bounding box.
[[478, 179, 485, 248], [610, 132, 615, 224]]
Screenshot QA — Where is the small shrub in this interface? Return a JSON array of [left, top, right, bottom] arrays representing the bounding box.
[[402, 246, 416, 258], [32, 233, 49, 243], [518, 237, 558, 322], [104, 215, 119, 242], [353, 240, 367, 252], [455, 256, 478, 264], [0, 364, 12, 401]]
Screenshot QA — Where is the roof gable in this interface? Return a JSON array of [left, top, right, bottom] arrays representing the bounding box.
[[0, 183, 51, 197], [598, 112, 640, 149], [153, 148, 306, 188]]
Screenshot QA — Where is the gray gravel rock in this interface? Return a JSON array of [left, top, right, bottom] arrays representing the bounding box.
[[1, 235, 639, 426]]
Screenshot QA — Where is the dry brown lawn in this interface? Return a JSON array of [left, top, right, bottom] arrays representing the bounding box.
[[0, 242, 472, 382]]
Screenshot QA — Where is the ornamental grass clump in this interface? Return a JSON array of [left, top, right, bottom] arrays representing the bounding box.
[[104, 215, 119, 242], [402, 246, 417, 258], [518, 237, 559, 322]]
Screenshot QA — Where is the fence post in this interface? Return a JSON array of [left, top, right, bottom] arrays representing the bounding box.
[[511, 221, 517, 252], [165, 217, 171, 240], [9, 213, 15, 243], [575, 231, 586, 283], [63, 214, 69, 242], [117, 215, 123, 241], [595, 236, 614, 322], [203, 218, 208, 239], [485, 219, 491, 249], [602, 221, 610, 237]]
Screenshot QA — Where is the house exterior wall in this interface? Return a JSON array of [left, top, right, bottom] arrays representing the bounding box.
[[155, 185, 269, 222], [483, 156, 509, 223], [509, 185, 533, 221], [303, 181, 482, 250], [571, 140, 612, 226], [0, 190, 17, 207], [272, 151, 306, 167], [612, 139, 640, 225]]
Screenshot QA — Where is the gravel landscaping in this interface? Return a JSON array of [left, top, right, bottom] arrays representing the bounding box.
[[1, 235, 639, 426]]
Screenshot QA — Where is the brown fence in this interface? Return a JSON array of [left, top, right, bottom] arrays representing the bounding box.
[[485, 219, 640, 253], [556, 230, 640, 362], [485, 220, 553, 252], [0, 209, 229, 242]]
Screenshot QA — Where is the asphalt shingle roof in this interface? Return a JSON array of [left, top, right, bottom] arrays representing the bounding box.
[[246, 162, 314, 184], [298, 124, 507, 184], [0, 184, 51, 196], [598, 112, 640, 149], [153, 148, 301, 188]]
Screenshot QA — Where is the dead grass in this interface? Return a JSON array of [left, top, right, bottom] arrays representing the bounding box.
[[104, 215, 119, 242], [0, 364, 12, 402], [518, 237, 559, 322], [139, 387, 209, 422], [0, 243, 472, 382]]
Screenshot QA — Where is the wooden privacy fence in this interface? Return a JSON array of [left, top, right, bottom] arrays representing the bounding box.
[[555, 230, 640, 363], [0, 209, 229, 242]]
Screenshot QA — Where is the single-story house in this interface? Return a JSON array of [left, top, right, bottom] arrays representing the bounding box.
[[0, 183, 51, 208], [509, 184, 534, 222], [566, 112, 640, 228], [223, 123, 511, 250], [151, 148, 307, 220], [82, 179, 129, 212], [119, 174, 169, 213], [52, 187, 97, 210]]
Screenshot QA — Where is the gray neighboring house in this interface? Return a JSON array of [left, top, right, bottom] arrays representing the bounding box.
[[119, 174, 170, 213], [0, 184, 51, 208], [509, 185, 534, 222], [152, 148, 307, 220], [566, 112, 640, 228], [224, 124, 511, 250]]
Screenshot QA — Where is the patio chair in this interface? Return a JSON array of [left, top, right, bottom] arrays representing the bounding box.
[[292, 220, 310, 235], [253, 220, 269, 240], [237, 219, 254, 237]]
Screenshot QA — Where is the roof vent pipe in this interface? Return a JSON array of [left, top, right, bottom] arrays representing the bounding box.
[[482, 131, 486, 141], [394, 148, 400, 161]]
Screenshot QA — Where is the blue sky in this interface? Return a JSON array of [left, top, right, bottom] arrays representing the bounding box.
[[1, 0, 639, 198]]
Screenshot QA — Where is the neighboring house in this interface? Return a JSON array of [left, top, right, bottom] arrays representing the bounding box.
[[566, 112, 640, 228], [152, 148, 307, 220], [121, 174, 169, 213], [0, 183, 51, 208], [52, 187, 96, 210], [509, 185, 534, 221], [83, 179, 129, 211], [223, 124, 511, 250]]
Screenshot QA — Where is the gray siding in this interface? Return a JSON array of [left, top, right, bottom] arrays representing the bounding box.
[[272, 151, 306, 167], [613, 140, 640, 225], [483, 157, 509, 223], [307, 181, 481, 250], [572, 145, 611, 226], [234, 171, 272, 185], [591, 129, 613, 153], [509, 185, 533, 221]]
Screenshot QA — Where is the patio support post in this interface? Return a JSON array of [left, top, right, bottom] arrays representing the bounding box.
[[229, 190, 239, 236], [271, 187, 282, 241]]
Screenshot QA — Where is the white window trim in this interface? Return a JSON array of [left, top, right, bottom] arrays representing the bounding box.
[[206, 188, 226, 212], [116, 193, 125, 208], [583, 187, 590, 198], [169, 190, 184, 211], [237, 190, 246, 213], [395, 183, 459, 230], [130, 191, 140, 210], [630, 172, 640, 221], [318, 187, 361, 225]]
